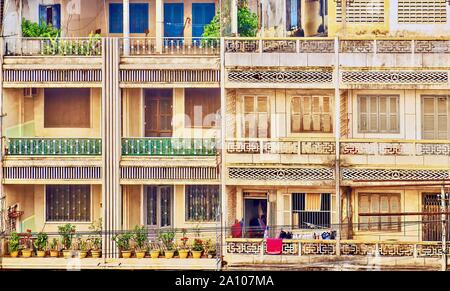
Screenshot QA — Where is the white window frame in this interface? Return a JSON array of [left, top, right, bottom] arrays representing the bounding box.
[[357, 95, 400, 134], [142, 185, 173, 228]]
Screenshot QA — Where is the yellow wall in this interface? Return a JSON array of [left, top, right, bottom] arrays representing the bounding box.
[[5, 184, 102, 234], [3, 88, 101, 138]]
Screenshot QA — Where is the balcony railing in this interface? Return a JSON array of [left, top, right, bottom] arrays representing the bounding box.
[[224, 37, 450, 54], [4, 37, 102, 56], [340, 139, 450, 157], [6, 138, 102, 156], [122, 138, 217, 156], [226, 138, 336, 155], [119, 37, 220, 56]]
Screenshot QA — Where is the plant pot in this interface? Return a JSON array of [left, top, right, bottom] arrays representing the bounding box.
[[63, 250, 73, 259], [164, 250, 175, 259], [135, 251, 146, 259], [179, 250, 189, 259], [91, 250, 102, 258], [121, 250, 132, 258], [150, 250, 160, 259], [36, 250, 46, 258], [79, 251, 88, 259], [191, 250, 203, 259], [10, 251, 19, 258], [21, 249, 32, 258], [50, 250, 59, 258]]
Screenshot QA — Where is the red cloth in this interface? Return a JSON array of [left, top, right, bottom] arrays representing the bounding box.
[[265, 238, 283, 255], [231, 221, 242, 238]]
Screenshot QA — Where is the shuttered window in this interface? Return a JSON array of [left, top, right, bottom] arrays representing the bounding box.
[[185, 88, 220, 128], [185, 185, 220, 222], [358, 95, 399, 133], [358, 193, 401, 231], [398, 0, 447, 23], [46, 185, 91, 222], [109, 3, 149, 33], [243, 95, 270, 138], [422, 95, 450, 140], [291, 96, 332, 133], [44, 88, 91, 128]]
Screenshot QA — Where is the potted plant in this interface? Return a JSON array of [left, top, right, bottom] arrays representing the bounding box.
[[191, 239, 204, 259], [132, 226, 148, 259], [112, 232, 133, 258], [149, 241, 161, 259], [58, 224, 76, 259], [8, 231, 20, 258], [159, 229, 176, 259], [21, 229, 33, 258], [78, 238, 89, 259], [88, 218, 102, 258], [34, 232, 48, 257], [178, 229, 190, 259], [203, 239, 213, 259], [49, 238, 60, 257]]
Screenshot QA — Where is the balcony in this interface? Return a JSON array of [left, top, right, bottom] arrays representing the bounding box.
[[6, 138, 102, 156], [122, 138, 217, 157]]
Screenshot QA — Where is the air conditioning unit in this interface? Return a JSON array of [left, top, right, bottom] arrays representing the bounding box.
[[23, 88, 38, 98]]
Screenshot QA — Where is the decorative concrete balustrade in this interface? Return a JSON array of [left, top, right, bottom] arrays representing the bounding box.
[[226, 139, 336, 155], [225, 238, 448, 258], [122, 138, 217, 156], [119, 37, 220, 55], [6, 138, 102, 156], [4, 37, 102, 56]]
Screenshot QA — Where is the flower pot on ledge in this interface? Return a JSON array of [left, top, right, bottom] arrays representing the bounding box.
[[179, 250, 189, 259], [121, 250, 132, 258], [150, 250, 160, 259], [91, 250, 102, 258], [10, 251, 19, 258], [36, 250, 46, 258], [50, 250, 59, 258], [191, 251, 203, 259], [135, 251, 146, 259], [21, 249, 32, 258], [164, 250, 175, 259]]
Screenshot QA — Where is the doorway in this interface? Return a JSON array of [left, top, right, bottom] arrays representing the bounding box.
[[144, 89, 173, 137], [422, 193, 450, 241], [244, 196, 268, 238]]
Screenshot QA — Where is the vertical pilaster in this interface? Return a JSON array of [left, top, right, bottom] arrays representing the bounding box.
[[219, 37, 226, 266], [334, 36, 341, 255], [155, 0, 164, 53], [231, 0, 238, 35], [102, 38, 122, 258], [123, 0, 130, 55]]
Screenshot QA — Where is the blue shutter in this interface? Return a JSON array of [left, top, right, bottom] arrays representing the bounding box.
[[109, 3, 123, 33], [52, 4, 61, 30], [164, 3, 184, 38], [290, 0, 298, 29], [39, 5, 47, 26], [192, 3, 215, 38], [130, 3, 149, 33]]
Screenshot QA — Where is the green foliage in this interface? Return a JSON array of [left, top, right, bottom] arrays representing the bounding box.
[[49, 238, 59, 251], [22, 18, 60, 38], [132, 225, 148, 251], [237, 6, 258, 37], [42, 33, 102, 56], [34, 232, 48, 251], [88, 218, 102, 251], [202, 6, 258, 38], [158, 229, 176, 251], [8, 231, 20, 253], [192, 238, 204, 252], [112, 232, 133, 251], [58, 223, 76, 250]]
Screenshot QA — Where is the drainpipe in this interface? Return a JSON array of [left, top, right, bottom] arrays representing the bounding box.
[[123, 0, 130, 55], [334, 36, 341, 255], [441, 185, 447, 271]]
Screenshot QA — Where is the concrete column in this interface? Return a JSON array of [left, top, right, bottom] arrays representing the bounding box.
[[155, 0, 164, 53], [123, 0, 130, 55], [334, 36, 341, 256], [231, 0, 238, 35]]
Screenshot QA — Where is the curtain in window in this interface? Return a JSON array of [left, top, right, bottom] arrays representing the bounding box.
[[186, 185, 220, 222], [46, 185, 90, 222]]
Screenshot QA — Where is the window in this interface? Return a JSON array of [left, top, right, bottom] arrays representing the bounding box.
[[109, 3, 149, 33], [243, 95, 270, 138], [358, 193, 401, 231], [192, 3, 216, 38], [46, 185, 91, 222], [291, 96, 332, 133], [144, 186, 172, 227], [358, 95, 399, 133], [422, 95, 450, 140], [144, 89, 172, 137], [39, 4, 61, 29], [164, 3, 184, 38], [398, 0, 447, 23], [185, 88, 220, 128], [185, 185, 220, 222], [44, 88, 90, 128], [291, 193, 331, 229]]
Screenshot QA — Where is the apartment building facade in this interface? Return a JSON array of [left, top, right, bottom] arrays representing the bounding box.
[[0, 0, 450, 270]]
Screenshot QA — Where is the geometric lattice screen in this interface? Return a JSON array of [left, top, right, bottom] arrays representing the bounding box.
[[336, 0, 385, 23], [398, 0, 447, 23]]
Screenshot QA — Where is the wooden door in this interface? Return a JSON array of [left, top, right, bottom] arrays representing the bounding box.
[[144, 89, 173, 137]]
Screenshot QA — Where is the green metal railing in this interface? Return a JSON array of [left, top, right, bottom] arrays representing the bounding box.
[[122, 138, 217, 156], [7, 138, 102, 156]]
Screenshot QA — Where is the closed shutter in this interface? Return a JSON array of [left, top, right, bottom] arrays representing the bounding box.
[[39, 5, 47, 26], [322, 96, 332, 132], [164, 3, 184, 38], [192, 3, 216, 38], [244, 96, 256, 138], [291, 97, 302, 133], [359, 96, 368, 131], [257, 96, 270, 138], [130, 3, 149, 33], [283, 194, 291, 227], [109, 3, 124, 33], [422, 96, 436, 139], [302, 96, 312, 131], [52, 4, 61, 30], [390, 195, 401, 231], [359, 194, 370, 231], [422, 96, 449, 140]]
